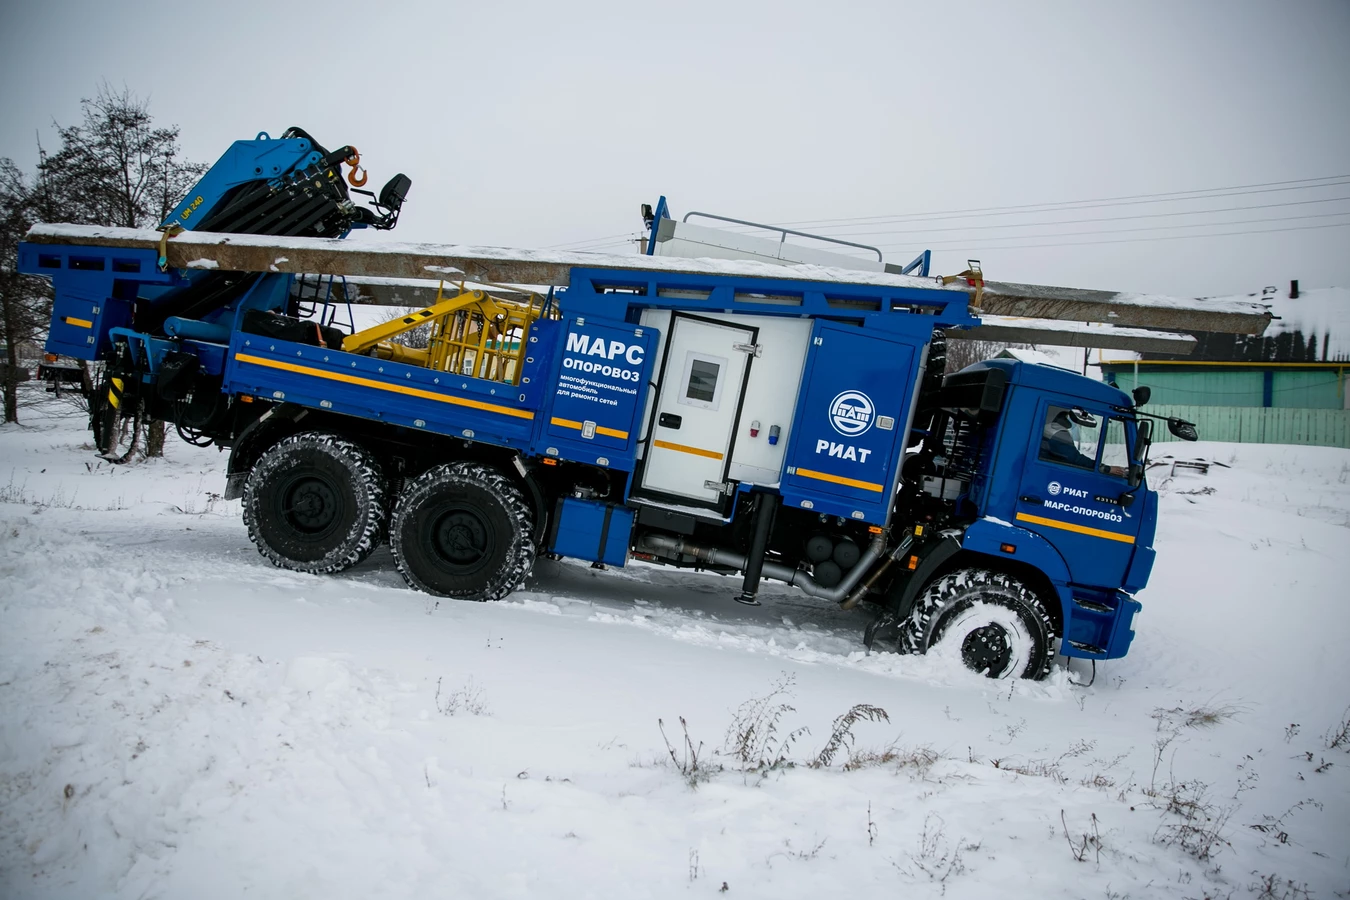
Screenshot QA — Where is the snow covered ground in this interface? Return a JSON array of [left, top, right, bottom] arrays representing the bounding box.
[[2, 391, 1348, 899]]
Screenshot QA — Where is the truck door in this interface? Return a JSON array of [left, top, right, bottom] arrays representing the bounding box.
[[1014, 401, 1142, 586], [637, 313, 756, 509]]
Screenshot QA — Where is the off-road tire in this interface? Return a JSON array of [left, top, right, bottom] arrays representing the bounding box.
[[390, 462, 535, 601], [899, 568, 1055, 680], [243, 432, 388, 574]]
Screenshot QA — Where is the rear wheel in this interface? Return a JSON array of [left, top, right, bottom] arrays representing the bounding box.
[[243, 432, 387, 574], [900, 568, 1055, 680], [390, 462, 535, 601]]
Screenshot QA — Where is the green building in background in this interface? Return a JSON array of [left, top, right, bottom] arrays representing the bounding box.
[[1100, 283, 1349, 448]]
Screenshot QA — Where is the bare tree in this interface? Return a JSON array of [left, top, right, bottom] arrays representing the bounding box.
[[0, 159, 51, 424], [34, 85, 206, 454], [945, 338, 1015, 373], [35, 85, 205, 230], [381, 307, 433, 349]]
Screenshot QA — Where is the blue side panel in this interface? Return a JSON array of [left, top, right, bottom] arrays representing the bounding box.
[[559, 268, 978, 333], [532, 315, 657, 472], [224, 335, 542, 450], [779, 320, 929, 524], [17, 244, 179, 360], [549, 498, 635, 566]]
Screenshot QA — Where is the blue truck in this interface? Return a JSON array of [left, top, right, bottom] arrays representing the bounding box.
[[18, 129, 1203, 679]]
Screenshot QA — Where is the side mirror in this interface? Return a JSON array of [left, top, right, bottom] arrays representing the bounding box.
[[1068, 407, 1098, 428], [1168, 417, 1199, 442], [1132, 386, 1151, 407]]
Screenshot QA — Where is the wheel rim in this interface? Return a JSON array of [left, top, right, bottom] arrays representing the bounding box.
[[281, 474, 344, 537], [960, 622, 1013, 675], [927, 598, 1032, 679], [430, 507, 494, 568]]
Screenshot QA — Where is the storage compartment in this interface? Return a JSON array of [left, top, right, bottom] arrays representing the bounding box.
[[548, 497, 635, 566]]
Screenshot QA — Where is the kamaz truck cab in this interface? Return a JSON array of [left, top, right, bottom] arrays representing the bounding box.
[[868, 358, 1162, 676]]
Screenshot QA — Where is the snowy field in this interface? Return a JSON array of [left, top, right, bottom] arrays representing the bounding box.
[[2, 390, 1348, 899]]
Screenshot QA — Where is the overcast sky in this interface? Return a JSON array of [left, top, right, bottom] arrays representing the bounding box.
[[2, 0, 1347, 299]]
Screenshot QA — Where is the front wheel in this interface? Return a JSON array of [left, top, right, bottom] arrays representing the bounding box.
[[390, 462, 535, 601], [899, 568, 1056, 680]]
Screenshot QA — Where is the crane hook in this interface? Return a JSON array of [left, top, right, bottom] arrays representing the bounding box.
[[345, 149, 367, 187]]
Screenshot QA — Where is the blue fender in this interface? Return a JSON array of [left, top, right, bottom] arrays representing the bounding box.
[[962, 517, 1075, 633]]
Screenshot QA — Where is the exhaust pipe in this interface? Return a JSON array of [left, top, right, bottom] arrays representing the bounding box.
[[637, 531, 887, 606], [839, 529, 915, 610]]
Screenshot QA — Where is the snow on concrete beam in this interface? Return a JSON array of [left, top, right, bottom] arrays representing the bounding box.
[[953, 317, 1199, 354], [24, 223, 1272, 335], [973, 281, 1267, 337]]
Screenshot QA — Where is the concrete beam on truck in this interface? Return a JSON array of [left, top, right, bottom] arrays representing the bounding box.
[[953, 319, 1199, 354], [24, 224, 1272, 336]]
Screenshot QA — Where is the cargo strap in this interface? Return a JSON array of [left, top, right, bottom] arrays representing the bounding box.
[[941, 260, 984, 310], [156, 224, 184, 272]]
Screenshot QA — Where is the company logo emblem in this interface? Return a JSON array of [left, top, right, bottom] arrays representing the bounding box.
[[1048, 481, 1062, 496], [829, 390, 875, 437]]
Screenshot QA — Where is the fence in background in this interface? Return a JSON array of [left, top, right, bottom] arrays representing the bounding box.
[[1147, 404, 1350, 448]]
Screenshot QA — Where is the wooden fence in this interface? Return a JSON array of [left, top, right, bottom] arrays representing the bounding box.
[[1146, 404, 1350, 447]]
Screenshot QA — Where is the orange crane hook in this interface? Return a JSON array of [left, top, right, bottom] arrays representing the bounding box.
[[345, 149, 367, 187]]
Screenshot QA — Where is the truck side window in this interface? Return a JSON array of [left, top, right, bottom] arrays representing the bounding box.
[[678, 352, 727, 410], [1039, 405, 1095, 470], [1099, 418, 1130, 478], [687, 359, 720, 402]]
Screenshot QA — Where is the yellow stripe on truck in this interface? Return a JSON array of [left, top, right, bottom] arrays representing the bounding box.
[[652, 439, 723, 460], [233, 353, 535, 420], [550, 417, 629, 440], [793, 467, 885, 493], [1015, 511, 1136, 544]]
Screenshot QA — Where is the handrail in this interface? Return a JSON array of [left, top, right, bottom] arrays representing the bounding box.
[[681, 210, 885, 262]]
